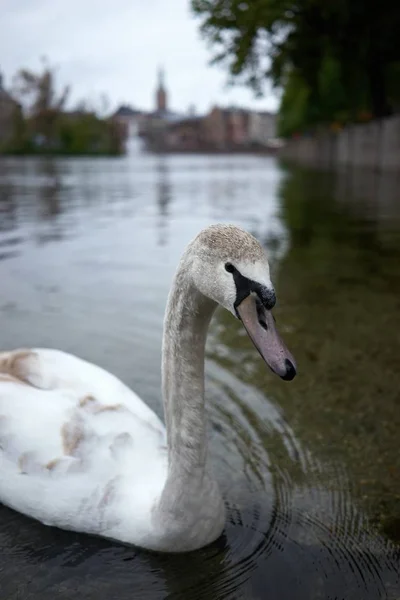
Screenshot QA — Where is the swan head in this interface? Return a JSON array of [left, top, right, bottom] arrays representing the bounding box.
[[190, 224, 296, 381]]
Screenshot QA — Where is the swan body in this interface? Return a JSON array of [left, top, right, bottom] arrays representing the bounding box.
[[0, 349, 169, 549], [0, 224, 296, 552]]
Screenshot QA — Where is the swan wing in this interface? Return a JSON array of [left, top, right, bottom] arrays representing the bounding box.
[[0, 349, 167, 541]]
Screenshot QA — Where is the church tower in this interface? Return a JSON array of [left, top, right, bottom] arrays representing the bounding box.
[[156, 67, 167, 112]]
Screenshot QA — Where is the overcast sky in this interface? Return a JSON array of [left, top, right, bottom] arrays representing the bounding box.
[[0, 0, 279, 116]]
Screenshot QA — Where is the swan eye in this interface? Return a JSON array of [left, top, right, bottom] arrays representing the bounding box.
[[225, 263, 235, 273]]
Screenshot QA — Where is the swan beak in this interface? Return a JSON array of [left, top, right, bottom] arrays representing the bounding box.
[[236, 294, 297, 381]]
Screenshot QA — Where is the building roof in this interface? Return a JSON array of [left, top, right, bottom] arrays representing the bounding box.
[[257, 110, 276, 117], [149, 109, 183, 122], [113, 104, 142, 117], [167, 116, 203, 129]]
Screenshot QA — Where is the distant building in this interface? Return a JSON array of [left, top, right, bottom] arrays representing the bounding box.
[[202, 107, 228, 149], [142, 68, 184, 150], [203, 106, 251, 149], [248, 111, 277, 147], [112, 104, 145, 138], [228, 109, 250, 146], [149, 67, 181, 123], [156, 67, 167, 112], [139, 76, 277, 153], [165, 116, 205, 151], [0, 70, 19, 147]]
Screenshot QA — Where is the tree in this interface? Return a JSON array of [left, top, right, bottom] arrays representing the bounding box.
[[12, 59, 69, 148], [7, 61, 124, 155], [191, 0, 400, 130]]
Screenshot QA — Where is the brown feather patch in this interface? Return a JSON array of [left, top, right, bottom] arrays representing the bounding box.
[[61, 419, 85, 456], [46, 458, 61, 471], [79, 394, 97, 408], [0, 374, 21, 384], [0, 350, 38, 387], [94, 403, 123, 414]]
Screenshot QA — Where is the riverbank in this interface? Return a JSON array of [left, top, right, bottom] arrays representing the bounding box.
[[142, 143, 280, 155], [1, 149, 124, 157], [280, 114, 400, 171]]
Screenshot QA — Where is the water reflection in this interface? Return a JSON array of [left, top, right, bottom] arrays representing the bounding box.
[[277, 168, 400, 544], [0, 155, 399, 599], [34, 159, 65, 245], [37, 159, 62, 219], [155, 158, 171, 246], [0, 160, 19, 261], [210, 164, 400, 542]]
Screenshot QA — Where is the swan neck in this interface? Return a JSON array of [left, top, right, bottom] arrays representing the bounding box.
[[161, 259, 216, 474], [154, 253, 226, 551]]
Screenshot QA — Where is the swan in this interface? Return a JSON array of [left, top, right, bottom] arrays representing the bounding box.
[[0, 224, 296, 553]]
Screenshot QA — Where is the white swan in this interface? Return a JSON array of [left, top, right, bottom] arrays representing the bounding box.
[[0, 224, 296, 553]]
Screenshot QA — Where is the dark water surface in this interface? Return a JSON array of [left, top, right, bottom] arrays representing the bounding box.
[[0, 154, 399, 599]]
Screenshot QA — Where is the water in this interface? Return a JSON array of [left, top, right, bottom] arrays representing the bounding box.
[[0, 154, 399, 599]]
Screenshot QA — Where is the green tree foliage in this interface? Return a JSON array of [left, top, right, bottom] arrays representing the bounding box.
[[277, 70, 309, 138], [278, 52, 348, 136], [192, 0, 400, 135], [57, 112, 124, 155]]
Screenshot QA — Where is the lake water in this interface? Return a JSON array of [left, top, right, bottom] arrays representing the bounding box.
[[0, 153, 399, 599]]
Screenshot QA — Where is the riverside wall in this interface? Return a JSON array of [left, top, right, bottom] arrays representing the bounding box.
[[280, 115, 400, 170]]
